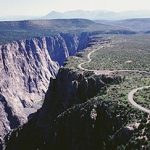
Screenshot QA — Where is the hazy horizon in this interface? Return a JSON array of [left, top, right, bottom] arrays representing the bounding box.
[[1, 0, 150, 17]]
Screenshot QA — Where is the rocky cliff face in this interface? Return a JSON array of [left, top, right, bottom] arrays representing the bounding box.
[[48, 32, 91, 65], [0, 32, 91, 141], [5, 68, 123, 150]]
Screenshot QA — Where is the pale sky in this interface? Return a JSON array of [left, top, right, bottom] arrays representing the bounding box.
[[0, 0, 150, 16]]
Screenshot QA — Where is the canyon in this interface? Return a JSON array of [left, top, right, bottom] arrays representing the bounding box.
[[3, 35, 134, 150], [0, 32, 91, 146], [1, 26, 149, 149]]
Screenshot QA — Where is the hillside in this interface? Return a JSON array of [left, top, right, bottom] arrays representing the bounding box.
[[0, 19, 133, 45], [96, 18, 150, 32]]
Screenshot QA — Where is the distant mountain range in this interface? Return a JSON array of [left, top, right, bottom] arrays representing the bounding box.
[[43, 10, 150, 20], [1, 10, 150, 21]]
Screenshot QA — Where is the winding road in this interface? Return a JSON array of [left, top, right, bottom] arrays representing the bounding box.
[[128, 86, 150, 113], [78, 44, 113, 75], [77, 43, 150, 113]]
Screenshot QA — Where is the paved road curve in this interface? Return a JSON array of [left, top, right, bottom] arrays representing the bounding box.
[[128, 86, 150, 114]]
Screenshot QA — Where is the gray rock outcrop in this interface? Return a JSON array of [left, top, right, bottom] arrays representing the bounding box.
[[0, 32, 91, 141]]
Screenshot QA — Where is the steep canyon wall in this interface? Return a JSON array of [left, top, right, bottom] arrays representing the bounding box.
[[0, 32, 91, 141]]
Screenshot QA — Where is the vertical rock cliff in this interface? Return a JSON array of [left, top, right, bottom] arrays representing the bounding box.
[[0, 32, 91, 141]]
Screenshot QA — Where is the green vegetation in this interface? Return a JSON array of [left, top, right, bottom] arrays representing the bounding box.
[[65, 34, 150, 148], [66, 34, 150, 112], [83, 35, 150, 71], [134, 87, 150, 109], [66, 34, 150, 115]]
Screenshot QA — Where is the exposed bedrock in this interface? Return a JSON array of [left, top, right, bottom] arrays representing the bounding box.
[[0, 32, 91, 140]]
